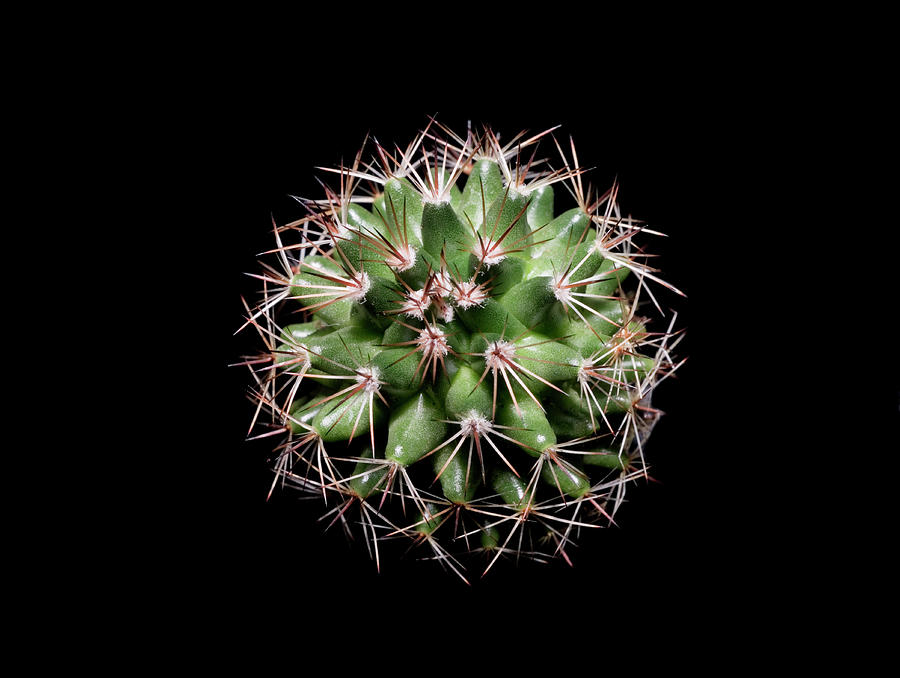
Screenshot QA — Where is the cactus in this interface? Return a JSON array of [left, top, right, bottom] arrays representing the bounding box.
[[237, 118, 686, 582]]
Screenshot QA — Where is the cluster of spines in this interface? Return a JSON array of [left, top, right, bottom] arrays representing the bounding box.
[[236, 117, 685, 582]]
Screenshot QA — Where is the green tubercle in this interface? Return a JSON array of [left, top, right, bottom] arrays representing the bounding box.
[[458, 159, 503, 228], [311, 389, 385, 442], [384, 392, 448, 467], [496, 397, 557, 457], [383, 177, 424, 246], [541, 454, 590, 498], [349, 448, 389, 499], [445, 363, 492, 420], [433, 446, 480, 504]]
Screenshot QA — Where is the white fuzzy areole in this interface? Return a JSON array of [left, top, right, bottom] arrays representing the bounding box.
[[386, 243, 417, 272], [347, 271, 371, 302], [484, 340, 516, 372], [460, 411, 492, 438], [472, 238, 506, 267], [437, 302, 454, 323], [294, 346, 312, 369], [452, 281, 487, 310], [401, 288, 431, 319], [356, 366, 381, 394], [550, 274, 571, 304], [576, 359, 595, 385], [417, 326, 449, 357], [431, 271, 453, 298]]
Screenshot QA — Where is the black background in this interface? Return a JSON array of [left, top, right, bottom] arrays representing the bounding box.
[[174, 74, 772, 630], [80, 20, 897, 660], [23, 16, 892, 661]]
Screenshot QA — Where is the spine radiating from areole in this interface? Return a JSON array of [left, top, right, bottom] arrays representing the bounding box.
[[237, 118, 686, 582]]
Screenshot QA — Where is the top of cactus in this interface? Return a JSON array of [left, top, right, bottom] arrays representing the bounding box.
[[237, 115, 686, 582]]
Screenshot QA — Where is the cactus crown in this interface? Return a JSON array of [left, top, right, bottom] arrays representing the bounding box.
[[237, 117, 685, 582]]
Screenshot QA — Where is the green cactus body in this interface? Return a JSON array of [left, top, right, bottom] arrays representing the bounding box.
[[240, 119, 685, 581]]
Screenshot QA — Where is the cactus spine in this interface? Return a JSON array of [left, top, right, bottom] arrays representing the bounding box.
[[238, 118, 685, 582]]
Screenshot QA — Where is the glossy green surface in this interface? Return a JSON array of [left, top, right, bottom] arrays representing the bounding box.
[[422, 200, 471, 261], [490, 468, 530, 511], [349, 448, 388, 499], [433, 446, 479, 504], [384, 393, 448, 467], [383, 177, 424, 246], [445, 363, 492, 420], [496, 397, 557, 456], [311, 391, 385, 442], [541, 454, 590, 498], [305, 325, 381, 375], [481, 187, 531, 255], [458, 159, 503, 228], [525, 185, 554, 232]]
